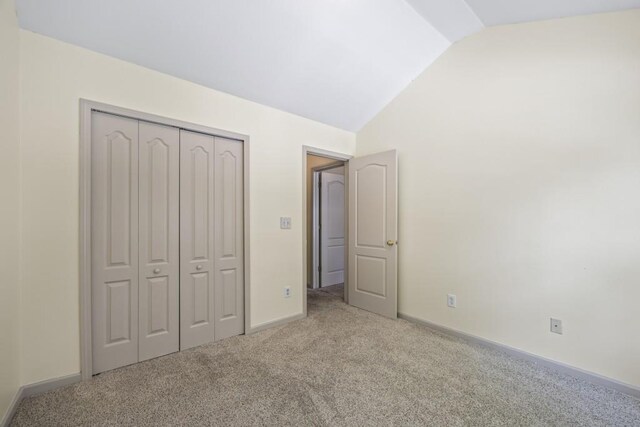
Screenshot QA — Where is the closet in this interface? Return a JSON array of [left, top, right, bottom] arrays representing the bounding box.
[[90, 111, 244, 375]]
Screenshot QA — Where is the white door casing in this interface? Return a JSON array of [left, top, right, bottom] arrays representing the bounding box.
[[179, 130, 216, 350], [348, 150, 398, 319], [91, 112, 140, 374], [138, 121, 180, 361], [320, 171, 345, 287]]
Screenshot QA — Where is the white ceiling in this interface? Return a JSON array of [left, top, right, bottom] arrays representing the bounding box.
[[406, 0, 484, 42], [15, 0, 450, 131], [16, 0, 640, 131], [464, 0, 640, 26]]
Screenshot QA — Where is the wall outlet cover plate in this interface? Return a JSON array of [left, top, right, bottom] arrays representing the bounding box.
[[550, 318, 563, 334]]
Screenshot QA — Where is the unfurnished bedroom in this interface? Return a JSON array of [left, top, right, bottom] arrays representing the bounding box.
[[1, 0, 639, 425]]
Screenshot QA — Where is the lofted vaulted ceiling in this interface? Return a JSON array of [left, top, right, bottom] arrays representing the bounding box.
[[16, 0, 640, 131]]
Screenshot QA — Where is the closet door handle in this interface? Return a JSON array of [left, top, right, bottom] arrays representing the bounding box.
[[153, 268, 161, 274], [196, 265, 203, 270]]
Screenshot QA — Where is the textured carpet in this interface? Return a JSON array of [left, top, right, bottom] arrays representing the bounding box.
[[12, 289, 640, 426], [316, 283, 344, 298]]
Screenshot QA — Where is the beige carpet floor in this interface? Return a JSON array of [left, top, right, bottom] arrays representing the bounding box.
[[314, 283, 344, 298], [11, 288, 640, 426]]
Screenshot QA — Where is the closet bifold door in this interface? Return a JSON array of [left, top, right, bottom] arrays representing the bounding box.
[[180, 130, 215, 350], [91, 112, 139, 374], [214, 137, 244, 340], [138, 122, 180, 361]]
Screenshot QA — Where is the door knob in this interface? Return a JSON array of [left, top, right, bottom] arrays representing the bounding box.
[[153, 268, 160, 274], [386, 240, 397, 246], [196, 265, 203, 270]]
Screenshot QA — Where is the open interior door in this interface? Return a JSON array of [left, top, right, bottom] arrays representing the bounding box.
[[348, 150, 398, 319], [320, 170, 345, 287]]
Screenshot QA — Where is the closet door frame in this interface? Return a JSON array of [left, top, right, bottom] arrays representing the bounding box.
[[79, 99, 251, 380]]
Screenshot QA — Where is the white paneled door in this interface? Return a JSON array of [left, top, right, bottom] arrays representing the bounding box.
[[91, 112, 245, 374], [348, 150, 398, 319], [91, 112, 140, 374], [179, 130, 216, 350], [138, 122, 180, 361], [214, 137, 245, 340], [320, 171, 345, 287]]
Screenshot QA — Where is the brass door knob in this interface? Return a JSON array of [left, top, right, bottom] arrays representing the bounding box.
[[386, 240, 397, 246]]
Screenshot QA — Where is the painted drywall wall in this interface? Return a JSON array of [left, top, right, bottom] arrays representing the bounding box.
[[0, 0, 21, 420], [357, 10, 640, 387], [19, 30, 355, 384], [306, 155, 344, 286]]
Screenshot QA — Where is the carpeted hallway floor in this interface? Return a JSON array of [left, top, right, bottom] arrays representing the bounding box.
[[314, 282, 344, 298], [11, 286, 640, 426]]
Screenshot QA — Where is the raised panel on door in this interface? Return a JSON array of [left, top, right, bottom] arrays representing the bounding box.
[[214, 137, 244, 340], [180, 130, 215, 350], [348, 150, 398, 319], [138, 121, 179, 361], [320, 170, 345, 287], [91, 112, 139, 374]]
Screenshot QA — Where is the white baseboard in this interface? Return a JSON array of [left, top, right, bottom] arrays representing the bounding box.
[[0, 387, 23, 427], [399, 313, 640, 400], [247, 312, 306, 334], [1, 373, 81, 427]]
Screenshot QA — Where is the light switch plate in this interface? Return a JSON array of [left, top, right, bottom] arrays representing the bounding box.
[[447, 294, 457, 308], [280, 217, 292, 229]]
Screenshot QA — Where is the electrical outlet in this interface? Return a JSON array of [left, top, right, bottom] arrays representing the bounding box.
[[283, 287, 292, 298], [447, 294, 457, 308], [280, 217, 292, 229], [550, 318, 563, 334]]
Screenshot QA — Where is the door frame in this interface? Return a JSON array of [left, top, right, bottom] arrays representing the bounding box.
[[79, 99, 251, 380], [311, 163, 345, 289], [302, 146, 352, 316]]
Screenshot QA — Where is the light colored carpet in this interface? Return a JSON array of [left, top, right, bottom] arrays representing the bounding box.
[[12, 289, 640, 426], [316, 283, 344, 298]]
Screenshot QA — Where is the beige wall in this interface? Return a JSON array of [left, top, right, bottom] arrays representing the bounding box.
[[0, 0, 21, 420], [306, 155, 344, 285], [0, 0, 20, 419], [357, 10, 640, 387], [19, 30, 355, 384]]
